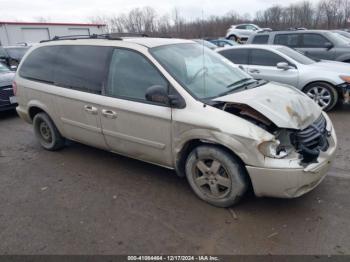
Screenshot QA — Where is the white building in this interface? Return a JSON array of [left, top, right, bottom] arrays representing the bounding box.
[[0, 21, 106, 46]]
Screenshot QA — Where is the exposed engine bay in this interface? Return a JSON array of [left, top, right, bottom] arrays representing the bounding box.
[[214, 102, 331, 164]]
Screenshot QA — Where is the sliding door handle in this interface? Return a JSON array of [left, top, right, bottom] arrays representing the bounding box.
[[84, 105, 98, 115], [102, 109, 118, 119]]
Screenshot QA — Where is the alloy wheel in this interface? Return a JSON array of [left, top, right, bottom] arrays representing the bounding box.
[[306, 86, 332, 109], [192, 158, 232, 198]]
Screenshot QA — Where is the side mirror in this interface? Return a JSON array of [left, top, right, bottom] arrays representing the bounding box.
[[324, 42, 333, 50], [145, 85, 186, 108], [145, 85, 169, 105], [276, 62, 290, 70]]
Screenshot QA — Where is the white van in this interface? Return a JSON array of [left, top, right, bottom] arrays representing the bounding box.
[[14, 36, 337, 207]]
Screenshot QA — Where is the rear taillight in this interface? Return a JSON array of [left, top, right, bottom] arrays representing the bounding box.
[[12, 81, 17, 96]]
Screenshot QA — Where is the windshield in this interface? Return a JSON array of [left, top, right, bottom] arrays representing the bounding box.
[[276, 46, 316, 65], [4, 47, 30, 60], [0, 62, 10, 72], [151, 43, 253, 99], [325, 31, 350, 45]]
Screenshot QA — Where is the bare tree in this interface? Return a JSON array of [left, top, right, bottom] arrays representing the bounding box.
[[87, 1, 350, 39]]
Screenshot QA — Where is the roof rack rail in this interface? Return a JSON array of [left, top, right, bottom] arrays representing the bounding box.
[[108, 32, 149, 37], [39, 32, 151, 43]]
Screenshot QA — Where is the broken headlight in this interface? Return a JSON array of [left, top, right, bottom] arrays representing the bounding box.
[[258, 140, 290, 159]]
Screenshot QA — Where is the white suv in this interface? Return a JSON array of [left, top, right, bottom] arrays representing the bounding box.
[[226, 24, 272, 42], [14, 36, 337, 207]]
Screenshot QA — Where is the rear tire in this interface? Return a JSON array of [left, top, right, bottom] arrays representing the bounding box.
[[227, 35, 238, 42], [185, 145, 248, 207], [303, 82, 338, 111], [33, 112, 65, 151]]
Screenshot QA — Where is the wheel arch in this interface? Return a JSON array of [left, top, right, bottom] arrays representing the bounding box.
[[302, 80, 342, 99], [226, 34, 238, 41], [174, 138, 251, 185], [27, 102, 64, 136], [27, 100, 51, 121]]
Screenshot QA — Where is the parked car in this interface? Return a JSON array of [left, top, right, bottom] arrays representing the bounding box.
[[15, 36, 337, 207], [209, 39, 238, 48], [247, 30, 350, 62], [0, 62, 16, 111], [0, 45, 30, 68], [226, 24, 272, 42], [332, 30, 350, 39], [192, 39, 217, 50], [217, 45, 350, 111]]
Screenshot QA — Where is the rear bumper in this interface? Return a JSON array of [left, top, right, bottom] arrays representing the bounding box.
[[16, 105, 31, 123], [247, 115, 337, 199]]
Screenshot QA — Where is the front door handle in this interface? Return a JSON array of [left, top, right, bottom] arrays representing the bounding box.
[[84, 105, 98, 115], [249, 69, 260, 74], [102, 109, 118, 119]]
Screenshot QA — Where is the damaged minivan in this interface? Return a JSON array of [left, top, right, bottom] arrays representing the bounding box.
[[15, 36, 337, 207]]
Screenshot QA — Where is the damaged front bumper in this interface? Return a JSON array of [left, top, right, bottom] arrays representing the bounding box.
[[246, 114, 337, 199]]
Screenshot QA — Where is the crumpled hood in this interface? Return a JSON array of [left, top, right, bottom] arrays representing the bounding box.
[[213, 82, 322, 130], [0, 71, 15, 87]]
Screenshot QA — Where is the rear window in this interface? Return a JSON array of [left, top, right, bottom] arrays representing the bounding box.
[[252, 35, 269, 44], [19, 46, 59, 84], [20, 45, 111, 94], [274, 34, 299, 47], [219, 49, 249, 64]]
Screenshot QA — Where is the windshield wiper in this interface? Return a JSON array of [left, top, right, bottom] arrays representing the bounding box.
[[226, 78, 256, 89], [216, 79, 267, 98]]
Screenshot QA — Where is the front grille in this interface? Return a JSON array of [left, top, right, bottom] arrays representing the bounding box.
[[291, 115, 330, 163], [0, 85, 14, 103]]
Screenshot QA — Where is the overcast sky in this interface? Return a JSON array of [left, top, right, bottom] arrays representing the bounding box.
[[0, 0, 321, 23]]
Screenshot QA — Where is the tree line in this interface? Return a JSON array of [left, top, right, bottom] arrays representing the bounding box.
[[89, 0, 350, 38]]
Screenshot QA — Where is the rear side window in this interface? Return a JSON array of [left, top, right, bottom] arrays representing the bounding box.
[[19, 46, 60, 83], [250, 49, 288, 66], [107, 49, 168, 102], [301, 33, 329, 48], [252, 35, 269, 44], [274, 34, 299, 47], [54, 46, 111, 94], [219, 49, 249, 64], [236, 25, 247, 30]]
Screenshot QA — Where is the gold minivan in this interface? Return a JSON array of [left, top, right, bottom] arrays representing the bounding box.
[[14, 36, 337, 207]]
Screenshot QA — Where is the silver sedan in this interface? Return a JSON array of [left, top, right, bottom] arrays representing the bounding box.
[[217, 44, 350, 111]]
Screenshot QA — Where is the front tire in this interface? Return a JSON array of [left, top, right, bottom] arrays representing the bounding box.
[[33, 112, 65, 151], [185, 145, 248, 207], [304, 82, 338, 111]]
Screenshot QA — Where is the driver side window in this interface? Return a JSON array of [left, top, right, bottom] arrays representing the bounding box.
[[250, 49, 289, 67], [107, 49, 168, 102]]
